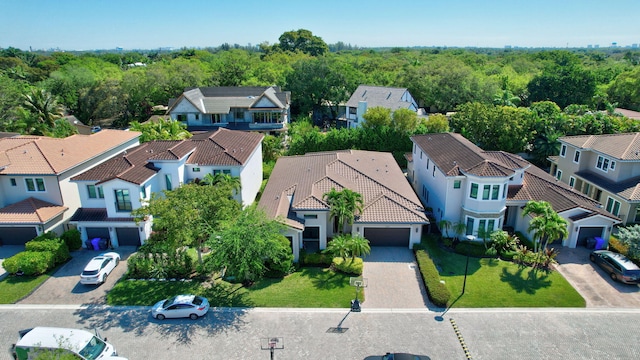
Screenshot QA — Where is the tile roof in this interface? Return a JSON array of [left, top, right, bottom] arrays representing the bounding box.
[[0, 130, 140, 175], [575, 170, 640, 202], [346, 85, 414, 110], [258, 150, 429, 229], [411, 133, 525, 177], [0, 197, 67, 224], [559, 132, 640, 160], [72, 128, 262, 185], [169, 86, 290, 114], [69, 208, 134, 222]]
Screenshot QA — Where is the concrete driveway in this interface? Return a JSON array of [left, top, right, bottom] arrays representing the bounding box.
[[362, 247, 430, 309], [555, 246, 640, 308], [18, 247, 136, 305], [0, 245, 24, 280]]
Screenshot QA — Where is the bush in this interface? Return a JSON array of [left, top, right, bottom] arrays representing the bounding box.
[[2, 251, 55, 275], [609, 236, 629, 256], [126, 248, 195, 279], [500, 250, 518, 261], [332, 257, 363, 275], [515, 231, 535, 249], [454, 241, 496, 257], [61, 229, 82, 251], [25, 238, 70, 265], [415, 249, 451, 307]]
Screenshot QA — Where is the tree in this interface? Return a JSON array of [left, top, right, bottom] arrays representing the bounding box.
[[205, 206, 292, 283], [131, 183, 241, 264], [438, 219, 452, 238], [22, 88, 64, 128], [128, 117, 192, 142], [616, 224, 640, 260], [44, 118, 77, 138], [453, 222, 467, 240], [522, 201, 568, 253], [362, 106, 392, 128], [348, 234, 371, 261], [325, 234, 350, 259], [276, 29, 329, 56], [392, 108, 419, 134], [417, 114, 450, 134], [201, 173, 241, 196], [323, 188, 364, 234]]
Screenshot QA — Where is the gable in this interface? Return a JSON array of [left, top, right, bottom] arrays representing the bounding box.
[[171, 98, 201, 113]]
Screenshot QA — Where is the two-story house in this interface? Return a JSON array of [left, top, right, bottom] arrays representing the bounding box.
[[410, 133, 620, 248], [0, 130, 141, 245], [550, 132, 640, 225], [343, 85, 422, 129], [168, 86, 290, 134], [258, 150, 429, 262], [69, 128, 263, 247]]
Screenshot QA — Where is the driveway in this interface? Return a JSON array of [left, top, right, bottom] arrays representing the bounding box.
[[0, 245, 24, 280], [18, 247, 136, 305], [555, 246, 640, 307], [362, 247, 430, 309]]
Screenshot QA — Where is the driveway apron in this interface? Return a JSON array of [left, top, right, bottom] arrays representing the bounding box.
[[0, 245, 24, 280], [555, 246, 640, 308], [362, 247, 430, 309]]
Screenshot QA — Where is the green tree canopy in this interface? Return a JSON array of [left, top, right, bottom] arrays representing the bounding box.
[[128, 117, 192, 142], [276, 29, 329, 56]]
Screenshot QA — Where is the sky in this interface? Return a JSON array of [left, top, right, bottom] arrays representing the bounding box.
[[1, 0, 639, 51]]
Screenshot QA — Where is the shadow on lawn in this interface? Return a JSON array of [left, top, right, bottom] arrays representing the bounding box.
[[499, 266, 552, 294], [305, 268, 350, 290]]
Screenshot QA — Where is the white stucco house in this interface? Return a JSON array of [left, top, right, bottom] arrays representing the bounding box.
[[258, 150, 429, 262], [408, 133, 620, 248], [343, 85, 423, 129], [69, 128, 263, 247]]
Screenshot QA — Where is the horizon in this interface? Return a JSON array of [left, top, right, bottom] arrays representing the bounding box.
[[1, 0, 639, 52]]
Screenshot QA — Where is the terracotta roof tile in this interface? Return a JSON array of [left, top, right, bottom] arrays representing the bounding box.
[[0, 197, 67, 223], [69, 208, 134, 222]]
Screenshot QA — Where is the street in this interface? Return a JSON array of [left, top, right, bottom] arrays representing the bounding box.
[[2, 306, 640, 360]]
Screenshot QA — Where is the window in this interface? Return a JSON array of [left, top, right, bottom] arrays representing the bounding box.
[[596, 155, 614, 172], [25, 178, 45, 192], [176, 114, 186, 122], [426, 158, 429, 169], [560, 144, 567, 157], [195, 114, 199, 121], [233, 109, 244, 120], [223, 169, 231, 175], [432, 166, 436, 177], [349, 107, 357, 116], [422, 185, 427, 199], [165, 174, 172, 191], [413, 144, 416, 154], [611, 161, 616, 171], [574, 150, 580, 163], [419, 151, 422, 159], [114, 189, 132, 212], [583, 183, 591, 195], [569, 176, 575, 188], [502, 183, 507, 199], [605, 197, 621, 216], [253, 112, 281, 123], [465, 217, 474, 236], [478, 220, 486, 235], [193, 167, 200, 172], [470, 183, 478, 199], [491, 185, 500, 200], [10, 178, 16, 186], [304, 214, 318, 219], [454, 180, 461, 189], [482, 185, 491, 200], [140, 186, 147, 199], [87, 185, 104, 199], [488, 219, 495, 232], [556, 170, 562, 180], [635, 206, 640, 223]]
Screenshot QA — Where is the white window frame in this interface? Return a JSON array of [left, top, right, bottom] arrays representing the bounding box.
[[560, 144, 567, 157], [556, 169, 562, 180], [605, 196, 621, 216], [573, 150, 580, 163], [569, 176, 575, 188], [25, 178, 46, 192]]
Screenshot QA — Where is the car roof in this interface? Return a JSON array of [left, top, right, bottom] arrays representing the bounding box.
[[84, 256, 110, 270], [172, 294, 196, 304], [16, 327, 95, 349], [597, 250, 640, 271]]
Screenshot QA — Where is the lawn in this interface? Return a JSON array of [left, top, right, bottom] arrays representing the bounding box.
[[108, 267, 358, 308], [0, 273, 51, 304], [423, 239, 586, 308]]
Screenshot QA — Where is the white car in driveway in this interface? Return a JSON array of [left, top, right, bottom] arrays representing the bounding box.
[[151, 295, 210, 320], [80, 252, 120, 285]]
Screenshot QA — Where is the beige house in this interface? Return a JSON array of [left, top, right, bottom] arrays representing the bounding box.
[[550, 132, 640, 225]]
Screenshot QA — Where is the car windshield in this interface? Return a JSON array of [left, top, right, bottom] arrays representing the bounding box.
[[82, 270, 99, 276], [193, 296, 204, 306], [78, 336, 107, 360], [162, 296, 177, 308]]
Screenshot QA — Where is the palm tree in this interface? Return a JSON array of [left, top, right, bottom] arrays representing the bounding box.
[[323, 188, 364, 234], [532, 130, 563, 165], [522, 201, 568, 252], [22, 88, 64, 128], [324, 234, 350, 259], [438, 219, 452, 238], [453, 222, 467, 240], [348, 234, 371, 262], [201, 173, 241, 195]]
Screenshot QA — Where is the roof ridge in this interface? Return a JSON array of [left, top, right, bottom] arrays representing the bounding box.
[[621, 133, 640, 158], [32, 140, 56, 173], [362, 193, 424, 217]]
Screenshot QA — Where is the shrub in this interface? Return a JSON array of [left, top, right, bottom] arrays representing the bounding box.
[[415, 249, 450, 307], [61, 229, 82, 251], [500, 250, 518, 261], [332, 257, 363, 275], [608, 235, 629, 256], [515, 231, 535, 249], [3, 251, 55, 275], [454, 241, 495, 257], [26, 239, 70, 265]]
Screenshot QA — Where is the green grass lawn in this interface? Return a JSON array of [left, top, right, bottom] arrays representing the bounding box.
[[0, 273, 51, 304], [108, 267, 358, 308], [424, 239, 585, 308]]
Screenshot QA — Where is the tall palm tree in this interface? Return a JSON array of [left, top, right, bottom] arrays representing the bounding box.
[[348, 234, 371, 262], [324, 234, 350, 259], [323, 188, 364, 234], [22, 88, 64, 128], [438, 219, 452, 238], [453, 222, 467, 240], [522, 201, 568, 252]]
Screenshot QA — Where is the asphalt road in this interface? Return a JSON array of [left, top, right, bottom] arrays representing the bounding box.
[[2, 306, 640, 360]]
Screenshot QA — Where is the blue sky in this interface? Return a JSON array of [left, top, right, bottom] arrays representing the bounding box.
[[1, 0, 639, 51]]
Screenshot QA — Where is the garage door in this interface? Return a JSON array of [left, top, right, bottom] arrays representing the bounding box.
[[364, 227, 410, 247], [116, 227, 141, 246], [0, 227, 37, 245], [577, 227, 605, 246], [86, 227, 110, 240]]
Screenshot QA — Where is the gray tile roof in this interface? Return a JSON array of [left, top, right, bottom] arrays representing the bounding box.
[[169, 86, 290, 114], [345, 85, 414, 110], [258, 150, 428, 229], [559, 132, 640, 160], [575, 170, 640, 202], [72, 128, 262, 185]]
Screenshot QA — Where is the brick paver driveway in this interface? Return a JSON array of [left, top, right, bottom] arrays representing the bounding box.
[[555, 246, 640, 307], [362, 246, 430, 309], [18, 247, 136, 305]]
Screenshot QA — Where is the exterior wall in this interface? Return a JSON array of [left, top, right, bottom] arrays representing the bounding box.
[[566, 215, 614, 248], [282, 227, 302, 262], [170, 99, 201, 126], [102, 179, 146, 218], [238, 142, 263, 206], [295, 210, 329, 250], [0, 175, 61, 206]]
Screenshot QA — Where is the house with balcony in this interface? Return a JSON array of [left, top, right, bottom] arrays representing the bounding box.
[[549, 132, 640, 225], [258, 150, 429, 262], [168, 86, 290, 134], [69, 128, 263, 247], [343, 85, 423, 129], [0, 130, 141, 245], [409, 133, 619, 248]]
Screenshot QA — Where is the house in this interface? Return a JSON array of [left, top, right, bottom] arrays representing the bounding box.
[[168, 86, 290, 134], [70, 128, 263, 247], [258, 150, 429, 262], [549, 132, 640, 225], [409, 133, 620, 248], [343, 85, 423, 129], [63, 115, 92, 135], [0, 130, 141, 245]]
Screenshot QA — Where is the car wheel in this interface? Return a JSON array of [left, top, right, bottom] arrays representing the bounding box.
[[610, 272, 618, 281], [102, 274, 108, 283], [115, 258, 120, 266], [189, 313, 199, 320], [156, 314, 165, 320], [589, 254, 595, 262]]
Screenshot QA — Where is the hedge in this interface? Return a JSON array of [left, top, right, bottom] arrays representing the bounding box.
[[61, 229, 82, 251], [415, 249, 450, 307], [332, 257, 363, 275], [25, 238, 70, 265], [2, 251, 55, 276]]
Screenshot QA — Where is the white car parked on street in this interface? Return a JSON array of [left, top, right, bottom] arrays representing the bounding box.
[[80, 252, 120, 285]]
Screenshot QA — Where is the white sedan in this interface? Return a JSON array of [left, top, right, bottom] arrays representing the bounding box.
[[80, 252, 120, 285], [151, 295, 210, 320]]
